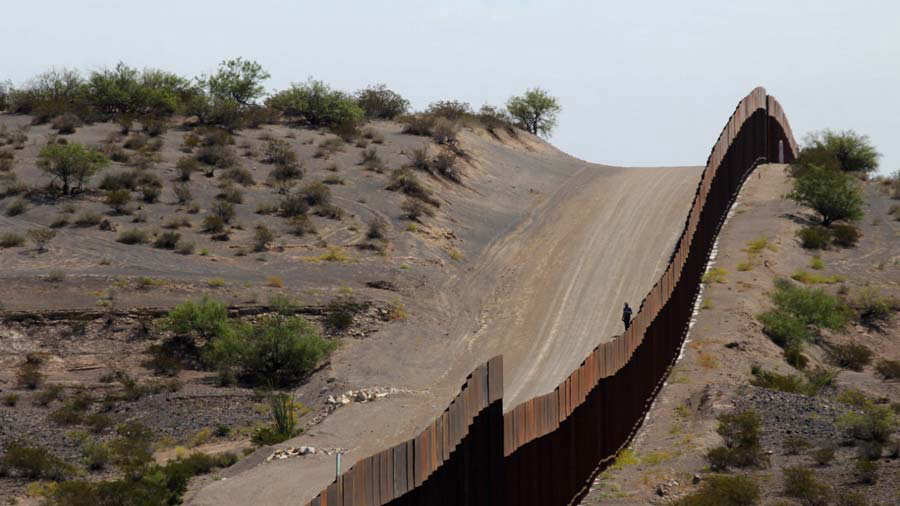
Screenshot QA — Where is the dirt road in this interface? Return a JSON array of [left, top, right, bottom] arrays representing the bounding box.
[[187, 160, 703, 505]]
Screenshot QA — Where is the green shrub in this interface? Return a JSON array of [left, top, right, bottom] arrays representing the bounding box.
[[758, 309, 810, 347], [0, 442, 74, 480], [38, 142, 109, 195], [831, 223, 860, 247], [828, 342, 873, 371], [798, 130, 880, 174], [153, 231, 181, 249], [108, 421, 155, 479], [205, 314, 335, 387], [854, 458, 879, 484], [161, 297, 229, 341], [783, 465, 831, 505], [117, 228, 148, 244], [770, 278, 852, 331], [797, 225, 832, 249], [671, 474, 759, 506], [265, 78, 364, 130], [750, 366, 834, 396], [366, 217, 388, 240], [251, 393, 301, 445], [706, 410, 767, 471], [789, 164, 864, 226], [81, 439, 110, 471], [354, 84, 409, 119], [835, 490, 868, 506], [0, 232, 25, 248], [838, 402, 897, 443], [875, 359, 900, 380]]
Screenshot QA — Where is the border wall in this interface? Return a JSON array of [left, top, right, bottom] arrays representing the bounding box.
[[305, 87, 797, 506]]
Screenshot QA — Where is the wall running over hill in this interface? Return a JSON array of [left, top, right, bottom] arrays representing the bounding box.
[[304, 87, 797, 506]]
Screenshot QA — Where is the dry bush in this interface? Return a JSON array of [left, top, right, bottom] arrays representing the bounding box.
[[153, 231, 181, 249], [262, 139, 298, 167], [52, 113, 82, 134], [433, 151, 460, 182], [314, 203, 344, 220], [300, 182, 331, 206], [216, 184, 243, 204], [432, 118, 460, 145], [401, 198, 434, 221], [123, 133, 148, 150], [197, 144, 237, 169], [366, 217, 388, 239], [279, 193, 309, 217], [828, 341, 873, 371], [117, 229, 148, 245], [400, 114, 435, 136], [176, 157, 198, 181], [253, 224, 275, 251], [387, 169, 439, 206], [288, 215, 315, 236], [172, 182, 192, 204], [221, 166, 254, 186]]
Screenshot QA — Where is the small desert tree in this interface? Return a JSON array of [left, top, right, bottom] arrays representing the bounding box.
[[506, 87, 561, 137], [37, 142, 109, 195], [800, 129, 880, 174], [789, 164, 864, 226], [201, 58, 270, 106]]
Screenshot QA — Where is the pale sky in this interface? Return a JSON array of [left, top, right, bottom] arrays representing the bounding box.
[[3, 1, 897, 174]]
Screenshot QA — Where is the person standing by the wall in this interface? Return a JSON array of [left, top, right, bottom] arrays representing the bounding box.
[[622, 302, 632, 330]]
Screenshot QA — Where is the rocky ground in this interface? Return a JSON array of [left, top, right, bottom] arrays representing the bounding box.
[[581, 165, 899, 505]]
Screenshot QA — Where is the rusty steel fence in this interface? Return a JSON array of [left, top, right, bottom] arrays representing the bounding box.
[[303, 87, 797, 505]]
